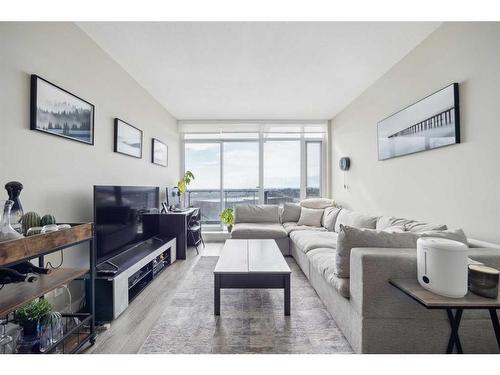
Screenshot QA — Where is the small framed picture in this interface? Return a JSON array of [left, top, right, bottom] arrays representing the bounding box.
[[30, 75, 95, 145], [152, 138, 168, 167], [114, 118, 143, 158]]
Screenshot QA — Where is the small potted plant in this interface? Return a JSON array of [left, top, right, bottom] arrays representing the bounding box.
[[219, 208, 234, 232], [177, 171, 195, 207], [16, 299, 52, 337]]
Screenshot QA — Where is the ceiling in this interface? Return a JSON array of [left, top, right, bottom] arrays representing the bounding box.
[[78, 22, 440, 120]]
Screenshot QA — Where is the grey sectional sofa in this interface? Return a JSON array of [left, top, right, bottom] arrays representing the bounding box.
[[230, 202, 500, 353]]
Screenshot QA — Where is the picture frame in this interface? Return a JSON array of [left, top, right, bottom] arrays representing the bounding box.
[[377, 83, 460, 161], [152, 138, 168, 167], [30, 74, 95, 145], [114, 118, 143, 158]]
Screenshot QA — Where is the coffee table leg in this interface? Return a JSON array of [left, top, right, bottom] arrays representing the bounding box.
[[489, 309, 500, 351], [284, 274, 290, 316], [214, 274, 220, 315], [446, 308, 463, 354]]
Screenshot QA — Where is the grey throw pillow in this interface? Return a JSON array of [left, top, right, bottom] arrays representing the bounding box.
[[322, 206, 342, 231], [334, 209, 378, 232], [335, 225, 418, 278], [297, 207, 324, 227], [281, 202, 302, 223], [406, 221, 448, 233]]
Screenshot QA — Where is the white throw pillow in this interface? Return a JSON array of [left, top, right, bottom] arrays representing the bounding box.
[[297, 207, 324, 227], [300, 198, 335, 209]]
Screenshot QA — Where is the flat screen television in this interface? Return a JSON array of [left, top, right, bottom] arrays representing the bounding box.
[[94, 185, 159, 265]]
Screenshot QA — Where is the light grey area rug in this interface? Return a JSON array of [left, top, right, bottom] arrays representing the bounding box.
[[140, 256, 352, 354]]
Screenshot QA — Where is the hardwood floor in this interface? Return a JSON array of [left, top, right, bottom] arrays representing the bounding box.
[[85, 242, 223, 354]]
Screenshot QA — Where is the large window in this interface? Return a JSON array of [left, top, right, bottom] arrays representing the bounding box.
[[181, 122, 326, 225], [184, 143, 221, 223], [223, 142, 259, 209], [306, 142, 321, 198], [263, 140, 301, 205]]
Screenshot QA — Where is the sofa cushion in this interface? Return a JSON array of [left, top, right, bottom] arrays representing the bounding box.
[[335, 225, 468, 278], [281, 203, 301, 223], [376, 216, 412, 231], [234, 204, 279, 224], [307, 248, 350, 298], [322, 206, 342, 231], [297, 207, 324, 227], [283, 222, 327, 234], [300, 198, 335, 209], [231, 223, 288, 239], [289, 230, 338, 253], [419, 228, 468, 245], [406, 221, 448, 233], [334, 209, 378, 232], [336, 226, 421, 278]]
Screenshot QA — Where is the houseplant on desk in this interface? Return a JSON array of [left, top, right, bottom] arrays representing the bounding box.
[[176, 171, 195, 207], [219, 208, 234, 232]]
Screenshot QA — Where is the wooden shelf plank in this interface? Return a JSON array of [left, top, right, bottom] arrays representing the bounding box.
[[0, 223, 92, 266], [0, 267, 89, 316]]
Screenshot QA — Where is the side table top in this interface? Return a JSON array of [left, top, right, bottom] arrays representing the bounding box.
[[389, 278, 500, 309]]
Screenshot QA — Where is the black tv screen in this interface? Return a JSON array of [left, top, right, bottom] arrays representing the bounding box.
[[94, 185, 159, 264]]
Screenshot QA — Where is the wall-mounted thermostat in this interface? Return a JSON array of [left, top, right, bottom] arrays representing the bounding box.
[[339, 157, 350, 171]]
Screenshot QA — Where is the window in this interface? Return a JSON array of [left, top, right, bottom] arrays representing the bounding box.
[[306, 142, 322, 198], [263, 140, 301, 205], [180, 122, 327, 225], [223, 142, 259, 209], [184, 143, 221, 223]]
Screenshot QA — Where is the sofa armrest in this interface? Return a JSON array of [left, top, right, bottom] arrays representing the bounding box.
[[350, 247, 419, 319], [350, 247, 500, 319]]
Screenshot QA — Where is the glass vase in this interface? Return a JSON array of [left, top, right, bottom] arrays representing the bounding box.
[[0, 200, 23, 242], [4, 182, 23, 234]]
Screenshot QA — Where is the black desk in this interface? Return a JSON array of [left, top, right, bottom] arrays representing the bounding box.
[[145, 208, 197, 260]]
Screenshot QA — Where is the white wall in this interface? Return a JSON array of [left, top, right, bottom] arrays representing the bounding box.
[[0, 22, 180, 269], [331, 22, 500, 243]]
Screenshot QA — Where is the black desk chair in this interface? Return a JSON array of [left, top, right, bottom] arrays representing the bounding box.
[[187, 208, 205, 254]]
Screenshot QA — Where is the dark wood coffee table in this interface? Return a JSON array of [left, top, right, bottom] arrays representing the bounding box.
[[390, 278, 500, 354], [214, 239, 291, 316]]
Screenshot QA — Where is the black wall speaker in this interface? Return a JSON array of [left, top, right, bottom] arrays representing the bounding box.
[[339, 157, 350, 171]]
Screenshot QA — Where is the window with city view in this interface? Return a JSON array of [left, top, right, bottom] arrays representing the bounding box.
[[181, 122, 326, 225]]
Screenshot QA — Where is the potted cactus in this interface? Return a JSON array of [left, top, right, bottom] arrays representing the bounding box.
[[219, 208, 234, 232]]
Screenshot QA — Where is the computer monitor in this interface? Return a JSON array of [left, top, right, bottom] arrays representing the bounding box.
[[166, 187, 180, 208]]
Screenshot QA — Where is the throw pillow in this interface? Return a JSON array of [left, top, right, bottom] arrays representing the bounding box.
[[300, 198, 335, 209], [322, 206, 342, 231], [334, 209, 378, 232], [335, 225, 419, 278], [281, 202, 302, 223], [405, 221, 447, 233], [297, 207, 324, 227]]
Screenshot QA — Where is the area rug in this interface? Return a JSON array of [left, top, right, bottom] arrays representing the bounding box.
[[140, 256, 352, 354]]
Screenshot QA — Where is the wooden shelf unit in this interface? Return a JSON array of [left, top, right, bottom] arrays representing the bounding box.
[[0, 268, 89, 316], [0, 223, 92, 266], [0, 223, 96, 354]]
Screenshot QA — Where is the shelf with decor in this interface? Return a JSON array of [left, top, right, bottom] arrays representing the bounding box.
[[0, 223, 96, 354]]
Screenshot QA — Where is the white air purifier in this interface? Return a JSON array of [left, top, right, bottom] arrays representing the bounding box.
[[417, 237, 469, 298]]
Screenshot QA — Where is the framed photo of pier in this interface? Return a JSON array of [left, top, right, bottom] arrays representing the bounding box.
[[377, 83, 460, 160], [30, 75, 95, 145]]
